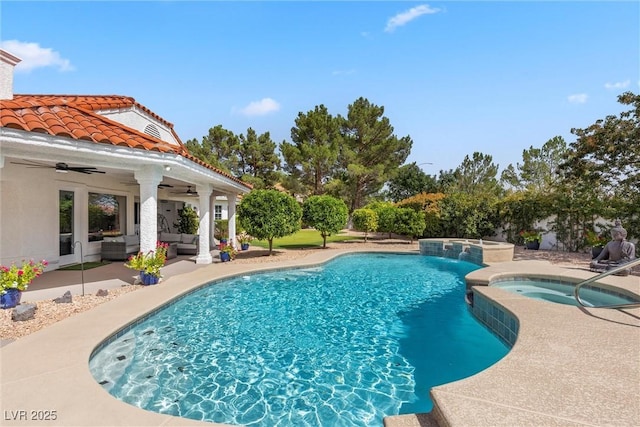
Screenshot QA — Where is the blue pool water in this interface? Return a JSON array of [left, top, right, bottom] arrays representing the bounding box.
[[90, 254, 509, 426]]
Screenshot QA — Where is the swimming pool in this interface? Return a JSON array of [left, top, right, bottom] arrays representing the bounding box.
[[90, 253, 509, 426], [492, 279, 640, 307]]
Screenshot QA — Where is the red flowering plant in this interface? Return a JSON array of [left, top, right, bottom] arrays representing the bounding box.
[[0, 259, 48, 293], [124, 242, 169, 278]]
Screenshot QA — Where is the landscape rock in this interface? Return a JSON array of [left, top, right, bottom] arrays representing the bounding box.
[[12, 304, 37, 321], [53, 291, 72, 304], [96, 289, 109, 297]]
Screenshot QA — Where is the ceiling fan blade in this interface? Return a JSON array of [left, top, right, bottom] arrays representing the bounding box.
[[10, 160, 51, 168], [66, 166, 106, 174]]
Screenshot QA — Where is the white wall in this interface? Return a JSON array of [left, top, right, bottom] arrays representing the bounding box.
[[98, 107, 180, 147], [0, 162, 138, 268]]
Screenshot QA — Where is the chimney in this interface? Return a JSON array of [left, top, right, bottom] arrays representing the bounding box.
[[0, 49, 22, 100]]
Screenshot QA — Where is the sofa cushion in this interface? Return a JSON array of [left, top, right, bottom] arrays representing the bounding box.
[[124, 235, 139, 246], [181, 234, 197, 244], [110, 236, 125, 243], [161, 232, 181, 243]]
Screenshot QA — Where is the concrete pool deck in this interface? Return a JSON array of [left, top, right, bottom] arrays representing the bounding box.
[[1, 246, 639, 426]]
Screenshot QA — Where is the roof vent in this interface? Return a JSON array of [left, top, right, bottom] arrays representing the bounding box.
[[144, 124, 161, 139]]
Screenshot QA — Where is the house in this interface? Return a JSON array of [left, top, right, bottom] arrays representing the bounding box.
[[0, 49, 251, 269]]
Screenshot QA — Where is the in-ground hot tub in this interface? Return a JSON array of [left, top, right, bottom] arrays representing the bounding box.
[[491, 278, 640, 307]]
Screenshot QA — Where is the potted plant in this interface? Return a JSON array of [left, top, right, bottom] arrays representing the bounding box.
[[215, 219, 229, 249], [519, 230, 542, 250], [219, 245, 238, 262], [1, 259, 48, 309], [584, 229, 608, 259], [237, 231, 253, 250], [124, 242, 168, 285], [174, 205, 199, 234]]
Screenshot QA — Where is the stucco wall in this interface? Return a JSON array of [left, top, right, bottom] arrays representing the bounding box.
[[0, 60, 14, 100], [98, 108, 180, 147], [0, 163, 138, 268]]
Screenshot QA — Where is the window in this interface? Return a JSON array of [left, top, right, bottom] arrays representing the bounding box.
[[88, 193, 127, 241], [214, 205, 223, 220]]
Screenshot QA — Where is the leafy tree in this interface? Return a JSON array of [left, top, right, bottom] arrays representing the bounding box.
[[434, 169, 457, 193], [237, 189, 302, 255], [174, 205, 200, 235], [185, 125, 280, 188], [562, 91, 640, 238], [451, 152, 501, 196], [438, 193, 499, 239], [397, 192, 446, 237], [237, 128, 281, 188], [185, 125, 239, 172], [565, 91, 639, 194], [365, 201, 397, 238], [547, 176, 611, 251], [302, 195, 349, 248], [501, 136, 568, 192], [386, 162, 438, 202], [351, 208, 378, 242], [281, 105, 340, 196], [393, 208, 426, 242], [497, 191, 551, 244], [333, 97, 412, 212]]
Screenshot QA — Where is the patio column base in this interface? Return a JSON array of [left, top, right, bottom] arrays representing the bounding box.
[[195, 253, 213, 264]]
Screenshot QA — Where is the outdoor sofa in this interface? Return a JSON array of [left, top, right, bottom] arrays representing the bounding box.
[[101, 235, 140, 260], [158, 232, 199, 255]]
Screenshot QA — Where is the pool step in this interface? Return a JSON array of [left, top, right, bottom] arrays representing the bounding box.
[[384, 412, 441, 427]]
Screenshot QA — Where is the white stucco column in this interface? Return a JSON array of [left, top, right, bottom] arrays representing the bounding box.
[[134, 166, 162, 254], [227, 192, 238, 248], [196, 184, 213, 264]]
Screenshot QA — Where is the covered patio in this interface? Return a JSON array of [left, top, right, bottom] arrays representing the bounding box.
[[0, 49, 251, 271]]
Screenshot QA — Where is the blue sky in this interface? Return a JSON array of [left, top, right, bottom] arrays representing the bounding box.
[[2, 1, 638, 174]]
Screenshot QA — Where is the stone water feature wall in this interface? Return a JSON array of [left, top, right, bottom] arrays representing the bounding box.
[[419, 239, 514, 266]]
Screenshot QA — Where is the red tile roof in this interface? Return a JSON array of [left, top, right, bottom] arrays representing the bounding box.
[[0, 94, 251, 189]]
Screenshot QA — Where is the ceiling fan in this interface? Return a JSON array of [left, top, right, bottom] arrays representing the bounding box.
[[11, 160, 106, 174], [171, 185, 198, 196], [121, 181, 173, 188]]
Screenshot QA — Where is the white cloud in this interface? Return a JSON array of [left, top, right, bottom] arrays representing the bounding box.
[[385, 4, 441, 33], [238, 98, 280, 116], [0, 40, 74, 73], [604, 80, 630, 90], [568, 93, 588, 104]]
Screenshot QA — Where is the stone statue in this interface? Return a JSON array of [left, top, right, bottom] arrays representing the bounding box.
[[589, 220, 636, 276]]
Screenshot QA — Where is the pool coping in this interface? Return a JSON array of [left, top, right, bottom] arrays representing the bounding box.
[[1, 250, 639, 426]]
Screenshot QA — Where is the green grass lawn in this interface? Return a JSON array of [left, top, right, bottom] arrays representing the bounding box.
[[58, 261, 112, 271], [251, 229, 361, 249]]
